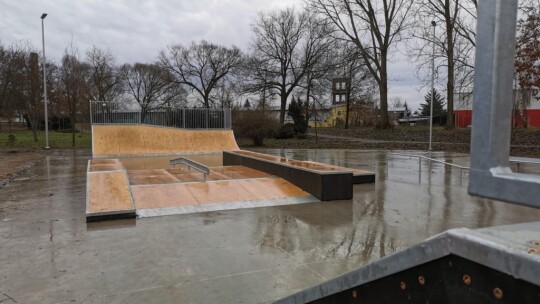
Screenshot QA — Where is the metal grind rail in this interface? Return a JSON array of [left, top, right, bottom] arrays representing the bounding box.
[[389, 153, 470, 180], [509, 157, 540, 172], [170, 157, 210, 180], [390, 153, 540, 177]]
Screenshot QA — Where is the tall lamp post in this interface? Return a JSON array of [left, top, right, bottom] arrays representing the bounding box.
[[41, 13, 50, 149], [429, 20, 436, 151]]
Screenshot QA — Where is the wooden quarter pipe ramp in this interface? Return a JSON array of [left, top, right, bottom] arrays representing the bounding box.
[[92, 125, 239, 157]]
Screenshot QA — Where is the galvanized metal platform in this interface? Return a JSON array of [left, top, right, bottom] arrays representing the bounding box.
[[277, 221, 540, 303]]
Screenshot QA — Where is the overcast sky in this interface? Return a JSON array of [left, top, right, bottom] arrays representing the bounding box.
[[0, 0, 428, 110]]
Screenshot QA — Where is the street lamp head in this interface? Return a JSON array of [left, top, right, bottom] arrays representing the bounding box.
[[431, 21, 436, 27], [41, 13, 47, 19]]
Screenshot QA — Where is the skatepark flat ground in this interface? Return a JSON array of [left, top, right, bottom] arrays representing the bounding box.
[[2, 149, 540, 303]]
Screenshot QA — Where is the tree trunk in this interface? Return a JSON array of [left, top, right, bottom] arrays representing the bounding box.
[[29, 52, 40, 142], [141, 108, 146, 124], [445, 1, 455, 128], [306, 78, 311, 126], [261, 85, 266, 114], [72, 125, 76, 147], [203, 94, 210, 108], [279, 90, 287, 125], [71, 111, 76, 147], [31, 118, 38, 142], [344, 76, 351, 129], [379, 59, 390, 128]]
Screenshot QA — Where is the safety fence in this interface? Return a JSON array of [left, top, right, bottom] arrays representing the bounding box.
[[89, 101, 232, 129]]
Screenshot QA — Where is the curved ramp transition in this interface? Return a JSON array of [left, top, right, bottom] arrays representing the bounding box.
[[92, 125, 239, 157]]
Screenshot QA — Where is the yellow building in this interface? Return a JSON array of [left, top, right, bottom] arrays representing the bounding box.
[[309, 104, 348, 128]]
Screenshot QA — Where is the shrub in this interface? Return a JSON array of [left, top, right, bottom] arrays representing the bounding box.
[[233, 110, 278, 146], [274, 123, 296, 139]]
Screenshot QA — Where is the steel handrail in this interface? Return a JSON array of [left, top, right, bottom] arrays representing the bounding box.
[[170, 157, 210, 179], [390, 153, 470, 169], [391, 153, 539, 175], [509, 156, 540, 172], [389, 153, 469, 181]]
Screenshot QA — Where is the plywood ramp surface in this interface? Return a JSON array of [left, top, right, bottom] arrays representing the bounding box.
[[92, 125, 239, 156], [89, 159, 124, 172], [127, 169, 180, 185], [131, 178, 309, 209], [87, 171, 133, 213], [128, 166, 273, 185]]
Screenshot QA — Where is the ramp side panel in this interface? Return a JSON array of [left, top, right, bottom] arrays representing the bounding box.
[[223, 151, 353, 201], [92, 125, 239, 156]]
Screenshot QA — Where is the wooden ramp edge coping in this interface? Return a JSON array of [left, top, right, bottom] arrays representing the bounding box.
[[92, 125, 239, 157], [86, 159, 136, 222], [223, 151, 375, 201]]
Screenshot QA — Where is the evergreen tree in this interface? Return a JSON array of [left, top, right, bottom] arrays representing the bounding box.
[[287, 97, 309, 135], [243, 98, 251, 108], [403, 102, 412, 118], [421, 89, 446, 117]]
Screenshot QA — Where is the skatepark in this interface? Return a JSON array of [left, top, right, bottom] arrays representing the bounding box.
[[2, 0, 540, 302], [0, 96, 538, 303], [86, 122, 375, 221]]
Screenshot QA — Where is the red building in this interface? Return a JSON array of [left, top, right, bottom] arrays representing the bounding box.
[[454, 91, 540, 127]]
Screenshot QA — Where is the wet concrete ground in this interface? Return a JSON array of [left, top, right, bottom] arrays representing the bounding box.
[[1, 149, 540, 304]]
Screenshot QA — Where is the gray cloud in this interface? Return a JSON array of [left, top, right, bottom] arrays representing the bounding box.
[[1, 0, 427, 107]]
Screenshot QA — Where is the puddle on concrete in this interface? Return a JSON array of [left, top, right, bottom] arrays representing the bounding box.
[[3, 150, 540, 303]]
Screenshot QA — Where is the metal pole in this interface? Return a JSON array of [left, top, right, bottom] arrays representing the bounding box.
[[429, 21, 436, 151], [41, 14, 50, 149]]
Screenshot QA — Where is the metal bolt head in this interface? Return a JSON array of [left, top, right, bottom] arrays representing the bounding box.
[[352, 290, 357, 298], [528, 241, 540, 253], [493, 287, 503, 299], [400, 281, 407, 290], [463, 274, 472, 285], [418, 276, 425, 285]]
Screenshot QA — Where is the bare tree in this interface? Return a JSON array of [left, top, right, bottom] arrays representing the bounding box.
[[308, 0, 414, 128], [120, 63, 181, 121], [0, 43, 25, 134], [59, 47, 89, 146], [159, 40, 243, 108], [301, 13, 339, 125], [339, 46, 375, 128], [86, 46, 121, 102], [214, 79, 240, 109], [241, 55, 278, 112], [455, 0, 477, 47], [28, 52, 41, 139], [249, 9, 336, 124], [514, 1, 540, 127], [408, 0, 476, 128], [0, 42, 43, 139], [249, 8, 307, 125]]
